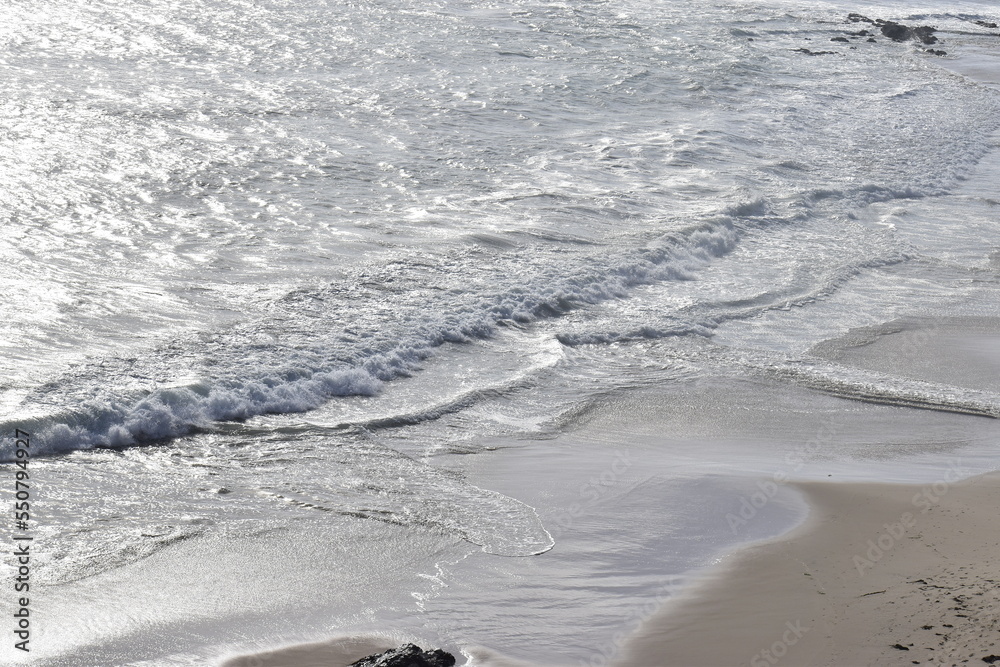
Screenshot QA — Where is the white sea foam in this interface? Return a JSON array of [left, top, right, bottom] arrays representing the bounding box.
[[2, 210, 747, 459]]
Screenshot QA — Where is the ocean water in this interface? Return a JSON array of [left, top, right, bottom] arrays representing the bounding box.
[[2, 0, 1000, 664]]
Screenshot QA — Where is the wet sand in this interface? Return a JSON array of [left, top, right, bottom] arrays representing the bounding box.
[[616, 472, 1000, 666]]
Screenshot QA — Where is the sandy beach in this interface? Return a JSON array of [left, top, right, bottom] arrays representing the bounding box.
[[617, 472, 1000, 667], [215, 316, 1000, 667], [218, 470, 1000, 667]]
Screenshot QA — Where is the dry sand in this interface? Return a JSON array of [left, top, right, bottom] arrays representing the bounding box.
[[615, 471, 1000, 666]]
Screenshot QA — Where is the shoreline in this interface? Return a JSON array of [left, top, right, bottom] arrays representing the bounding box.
[[615, 470, 1000, 666], [216, 313, 1000, 667], [217, 470, 1000, 667]]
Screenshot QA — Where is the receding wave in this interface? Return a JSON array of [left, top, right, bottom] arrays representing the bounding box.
[[768, 361, 1000, 419], [3, 171, 990, 462], [1, 210, 748, 460], [256, 443, 555, 557], [695, 344, 1000, 419]]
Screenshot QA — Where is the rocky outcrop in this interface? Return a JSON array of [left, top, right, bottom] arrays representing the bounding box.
[[794, 48, 837, 56], [878, 21, 910, 41], [349, 643, 457, 667], [787, 12, 994, 57], [847, 13, 873, 24], [846, 13, 939, 44], [880, 22, 938, 44]]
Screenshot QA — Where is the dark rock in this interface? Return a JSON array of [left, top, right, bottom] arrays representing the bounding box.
[[349, 644, 456, 667], [831, 36, 850, 43], [983, 656, 1000, 664], [867, 37, 877, 42], [913, 26, 938, 44], [853, 30, 872, 36], [975, 20, 999, 29], [891, 643, 910, 651], [881, 22, 913, 41], [847, 13, 874, 24], [925, 48, 947, 56], [794, 48, 836, 56], [879, 21, 938, 44]]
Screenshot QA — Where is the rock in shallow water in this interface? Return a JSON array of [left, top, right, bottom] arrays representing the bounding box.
[[349, 643, 457, 667], [846, 14, 940, 45], [880, 21, 938, 44], [794, 48, 837, 56]]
